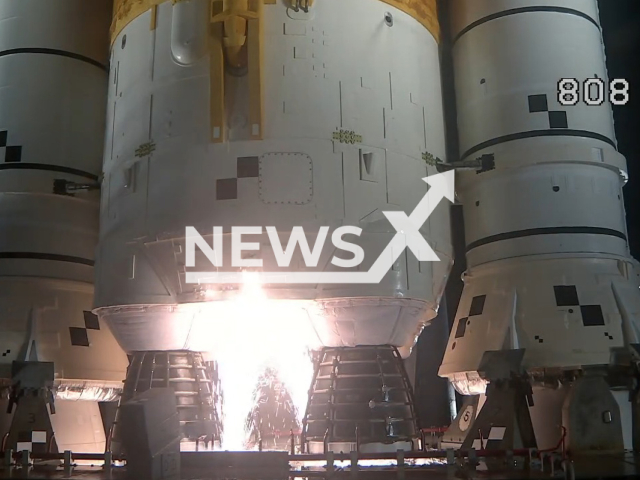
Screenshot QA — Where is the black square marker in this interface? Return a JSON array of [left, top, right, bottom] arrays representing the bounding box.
[[455, 317, 468, 339], [554, 286, 579, 306], [581, 305, 605, 327], [84, 311, 100, 330], [69, 327, 90, 347], [237, 156, 260, 178], [549, 111, 568, 129], [5, 145, 22, 163], [216, 178, 238, 200], [469, 295, 486, 316], [528, 94, 548, 113]]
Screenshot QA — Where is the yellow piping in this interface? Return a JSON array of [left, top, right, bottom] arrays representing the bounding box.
[[209, 20, 226, 142], [211, 0, 255, 69], [150, 4, 158, 29], [246, 0, 264, 141], [209, 0, 264, 142]]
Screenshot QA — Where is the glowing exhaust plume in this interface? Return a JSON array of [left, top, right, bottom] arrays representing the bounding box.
[[213, 272, 317, 450], [244, 366, 299, 450]]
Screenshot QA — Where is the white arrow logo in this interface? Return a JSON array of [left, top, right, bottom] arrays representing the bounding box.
[[186, 170, 455, 284]]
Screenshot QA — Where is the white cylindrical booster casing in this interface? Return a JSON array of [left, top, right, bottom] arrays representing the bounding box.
[[96, 0, 452, 357], [439, 0, 640, 394], [0, 0, 128, 391]]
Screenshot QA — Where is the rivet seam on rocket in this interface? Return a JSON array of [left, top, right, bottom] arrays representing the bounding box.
[[110, 0, 440, 46], [422, 151, 442, 166], [332, 129, 363, 145], [134, 141, 156, 158]]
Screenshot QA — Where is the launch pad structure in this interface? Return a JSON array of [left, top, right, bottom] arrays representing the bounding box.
[[1, 444, 640, 480]]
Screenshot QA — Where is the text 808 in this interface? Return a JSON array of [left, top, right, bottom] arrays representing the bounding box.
[[558, 78, 629, 106]]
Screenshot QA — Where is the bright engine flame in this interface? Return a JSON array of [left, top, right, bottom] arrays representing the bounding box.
[[213, 272, 317, 450]]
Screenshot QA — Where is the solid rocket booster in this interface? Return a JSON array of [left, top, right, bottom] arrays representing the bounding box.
[[0, 0, 128, 453], [439, 0, 640, 451]]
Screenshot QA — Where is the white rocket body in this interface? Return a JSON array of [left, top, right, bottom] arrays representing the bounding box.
[[440, 0, 640, 393], [96, 0, 452, 359]]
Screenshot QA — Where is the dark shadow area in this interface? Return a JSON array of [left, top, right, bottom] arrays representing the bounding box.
[[599, 1, 640, 258]]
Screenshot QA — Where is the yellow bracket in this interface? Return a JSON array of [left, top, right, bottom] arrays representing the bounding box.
[[284, 0, 315, 12], [209, 0, 264, 143], [211, 8, 259, 21]]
